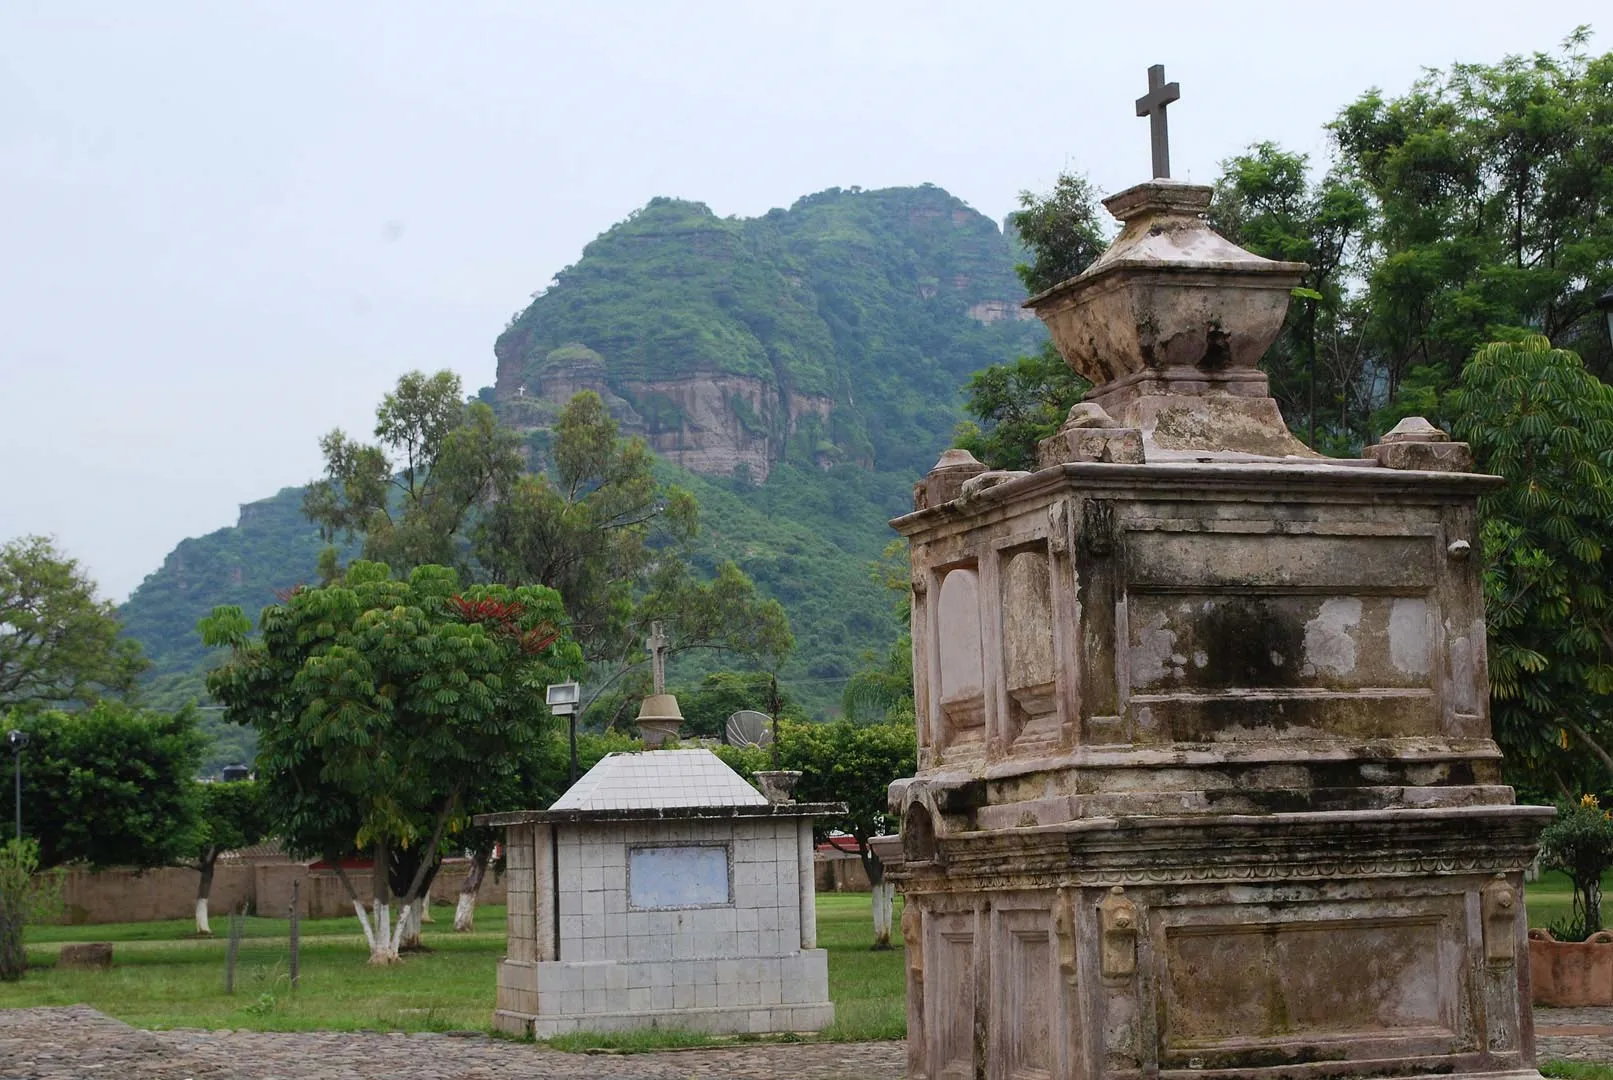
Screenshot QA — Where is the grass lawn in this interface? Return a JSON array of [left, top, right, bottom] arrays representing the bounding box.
[[0, 893, 905, 1042], [3, 881, 1607, 1059]]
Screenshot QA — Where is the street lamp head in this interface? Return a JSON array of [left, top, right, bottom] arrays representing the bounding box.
[[5, 730, 27, 753], [1597, 286, 1613, 348]]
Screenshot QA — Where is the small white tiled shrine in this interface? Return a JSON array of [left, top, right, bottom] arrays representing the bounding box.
[[476, 749, 841, 1036]]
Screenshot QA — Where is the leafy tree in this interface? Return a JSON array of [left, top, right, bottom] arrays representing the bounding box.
[[1332, 31, 1613, 404], [675, 671, 803, 740], [183, 779, 268, 936], [200, 561, 585, 963], [304, 371, 524, 576], [1448, 337, 1613, 796], [9, 702, 204, 871], [781, 718, 917, 947], [1210, 143, 1372, 448], [1009, 171, 1109, 295], [475, 390, 701, 660], [1, 536, 147, 713], [955, 171, 1108, 470], [954, 341, 1089, 471]]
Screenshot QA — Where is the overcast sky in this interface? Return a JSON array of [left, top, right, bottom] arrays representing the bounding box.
[[0, 1, 1600, 601]]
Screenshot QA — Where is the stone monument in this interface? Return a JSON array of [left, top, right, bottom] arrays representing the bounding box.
[[476, 748, 841, 1036], [872, 65, 1552, 1080]]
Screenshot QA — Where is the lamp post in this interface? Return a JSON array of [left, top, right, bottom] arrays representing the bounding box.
[[1597, 287, 1613, 349], [5, 730, 28, 843], [546, 682, 581, 783]]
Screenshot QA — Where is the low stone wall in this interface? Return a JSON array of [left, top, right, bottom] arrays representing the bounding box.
[[54, 860, 507, 925], [813, 853, 871, 892]]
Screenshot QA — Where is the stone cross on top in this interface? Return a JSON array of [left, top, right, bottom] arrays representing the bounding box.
[[1135, 63, 1181, 179], [646, 621, 668, 694]]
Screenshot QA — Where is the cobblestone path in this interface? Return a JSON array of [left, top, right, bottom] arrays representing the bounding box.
[[1538, 1006, 1613, 1063], [5, 1005, 1611, 1078], [0, 1006, 906, 1080]]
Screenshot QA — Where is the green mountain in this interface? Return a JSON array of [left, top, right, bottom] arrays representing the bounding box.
[[119, 184, 1042, 738], [491, 185, 1040, 478]]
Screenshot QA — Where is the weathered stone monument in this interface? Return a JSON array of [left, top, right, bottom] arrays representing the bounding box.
[[872, 65, 1552, 1080], [477, 748, 840, 1036]]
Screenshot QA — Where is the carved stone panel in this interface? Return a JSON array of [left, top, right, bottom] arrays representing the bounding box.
[[1122, 529, 1442, 744], [936, 568, 986, 756], [991, 906, 1057, 1080], [1002, 551, 1058, 752], [1156, 898, 1467, 1069], [928, 911, 980, 1080]]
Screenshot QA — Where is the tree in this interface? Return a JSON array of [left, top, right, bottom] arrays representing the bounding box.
[[183, 779, 268, 936], [200, 561, 585, 963], [9, 702, 204, 872], [782, 718, 917, 948], [0, 536, 147, 713], [954, 341, 1089, 471], [1331, 32, 1613, 404], [1009, 171, 1110, 295], [956, 170, 1108, 471], [1447, 337, 1613, 796], [1211, 143, 1372, 449], [676, 671, 803, 740], [303, 370, 524, 577], [475, 390, 702, 661]]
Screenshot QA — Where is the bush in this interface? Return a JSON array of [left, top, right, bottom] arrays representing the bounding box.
[[0, 839, 60, 981], [1538, 795, 1613, 939]]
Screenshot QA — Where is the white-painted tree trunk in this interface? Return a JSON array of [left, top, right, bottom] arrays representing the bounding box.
[[871, 882, 895, 947], [355, 900, 406, 964], [453, 849, 489, 933], [195, 897, 211, 937], [397, 899, 424, 951], [453, 891, 477, 933], [419, 898, 434, 924]]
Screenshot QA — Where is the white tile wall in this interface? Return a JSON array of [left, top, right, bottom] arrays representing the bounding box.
[[554, 817, 805, 962]]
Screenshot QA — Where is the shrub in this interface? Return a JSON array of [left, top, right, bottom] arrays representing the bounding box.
[[1538, 795, 1613, 939], [0, 839, 61, 980]]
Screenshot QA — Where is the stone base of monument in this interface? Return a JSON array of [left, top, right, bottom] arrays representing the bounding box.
[[493, 951, 834, 1037], [880, 805, 1550, 1078]]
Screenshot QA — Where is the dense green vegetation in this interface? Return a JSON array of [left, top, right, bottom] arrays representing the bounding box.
[[120, 185, 1027, 738], [495, 185, 1041, 477]]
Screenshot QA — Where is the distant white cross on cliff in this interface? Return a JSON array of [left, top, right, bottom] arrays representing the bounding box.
[[1135, 64, 1181, 179], [646, 621, 668, 695], [516, 385, 526, 397]]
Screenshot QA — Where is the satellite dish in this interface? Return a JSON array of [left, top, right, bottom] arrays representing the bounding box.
[[725, 709, 773, 748]]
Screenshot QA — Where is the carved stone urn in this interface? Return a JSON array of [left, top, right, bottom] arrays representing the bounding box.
[[753, 770, 802, 805], [1025, 180, 1312, 459]]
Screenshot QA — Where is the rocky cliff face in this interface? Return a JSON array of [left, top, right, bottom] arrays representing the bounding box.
[[491, 185, 1043, 480]]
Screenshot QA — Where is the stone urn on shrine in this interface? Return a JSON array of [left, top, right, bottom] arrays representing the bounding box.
[[872, 168, 1552, 1080]]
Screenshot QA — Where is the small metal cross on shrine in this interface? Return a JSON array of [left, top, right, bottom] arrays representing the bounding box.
[[646, 621, 668, 694], [1135, 63, 1181, 179]]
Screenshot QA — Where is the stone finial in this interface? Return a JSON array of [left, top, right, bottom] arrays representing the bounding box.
[[1023, 179, 1314, 458], [1365, 417, 1473, 472], [914, 448, 988, 510], [753, 769, 801, 804], [635, 693, 684, 749]]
